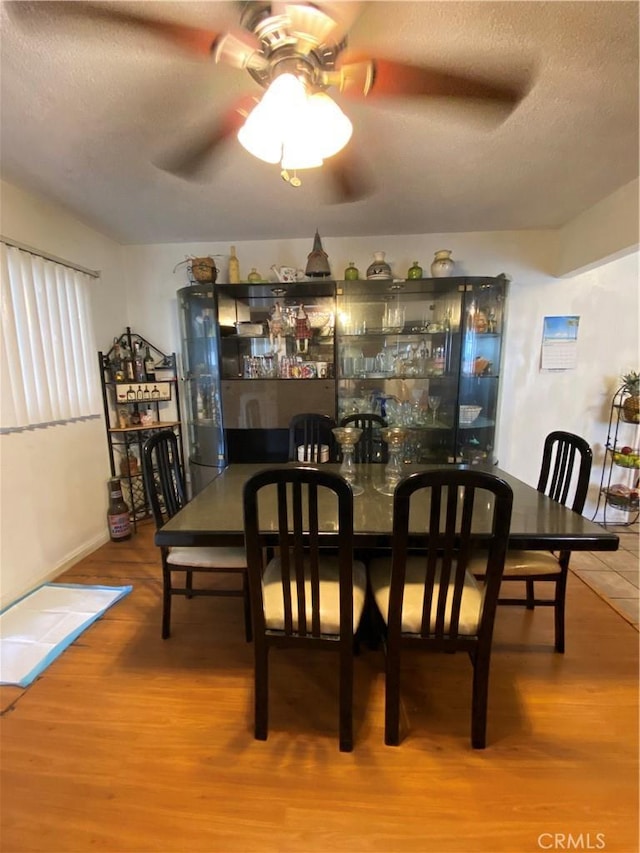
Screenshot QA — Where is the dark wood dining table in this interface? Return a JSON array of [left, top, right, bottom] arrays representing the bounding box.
[[155, 463, 619, 553]]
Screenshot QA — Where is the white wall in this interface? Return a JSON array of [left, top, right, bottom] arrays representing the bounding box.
[[1, 177, 637, 607], [0, 180, 128, 607]]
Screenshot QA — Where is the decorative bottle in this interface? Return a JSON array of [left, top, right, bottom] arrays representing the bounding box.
[[366, 251, 392, 279], [228, 245, 240, 284], [407, 261, 423, 280], [247, 267, 261, 283], [107, 477, 131, 542], [110, 338, 125, 382], [430, 250, 454, 278], [344, 261, 359, 281], [144, 346, 155, 381]]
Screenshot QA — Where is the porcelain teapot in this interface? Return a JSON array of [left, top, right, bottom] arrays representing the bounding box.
[[270, 265, 305, 283]]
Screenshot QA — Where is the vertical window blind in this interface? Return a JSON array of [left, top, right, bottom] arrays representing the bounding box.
[[0, 242, 102, 432]]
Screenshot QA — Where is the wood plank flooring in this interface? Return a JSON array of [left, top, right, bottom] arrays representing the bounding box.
[[1, 521, 638, 853]]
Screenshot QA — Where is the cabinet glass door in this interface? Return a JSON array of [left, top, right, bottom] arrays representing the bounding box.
[[216, 282, 336, 462], [336, 279, 462, 463], [178, 284, 226, 493], [458, 278, 506, 464]]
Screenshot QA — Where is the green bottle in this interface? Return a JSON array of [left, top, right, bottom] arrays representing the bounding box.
[[407, 261, 423, 280], [344, 261, 359, 281]]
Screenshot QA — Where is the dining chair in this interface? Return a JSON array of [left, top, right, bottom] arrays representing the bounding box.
[[369, 468, 513, 749], [142, 430, 251, 642], [339, 413, 388, 462], [468, 430, 592, 653], [288, 412, 337, 462], [242, 465, 367, 752]]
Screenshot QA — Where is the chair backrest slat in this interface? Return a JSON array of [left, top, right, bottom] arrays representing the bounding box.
[[243, 466, 354, 641], [537, 430, 592, 513], [142, 430, 186, 528], [288, 413, 337, 462], [389, 469, 513, 645]]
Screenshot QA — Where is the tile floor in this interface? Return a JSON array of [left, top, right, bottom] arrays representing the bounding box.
[[570, 520, 639, 628]]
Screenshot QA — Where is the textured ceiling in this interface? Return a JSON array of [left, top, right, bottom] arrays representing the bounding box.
[[1, 1, 638, 245]]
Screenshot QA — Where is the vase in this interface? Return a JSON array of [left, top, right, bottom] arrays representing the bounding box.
[[430, 250, 454, 278], [367, 251, 392, 279]]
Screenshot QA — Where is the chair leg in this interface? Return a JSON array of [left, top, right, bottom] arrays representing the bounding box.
[[185, 570, 194, 599], [554, 572, 568, 654], [254, 641, 269, 742], [339, 648, 354, 752], [384, 644, 401, 746], [470, 648, 490, 749], [162, 568, 172, 640], [525, 579, 535, 610], [242, 571, 253, 643]]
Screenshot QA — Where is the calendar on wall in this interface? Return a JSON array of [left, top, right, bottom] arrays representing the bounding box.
[[540, 315, 580, 371]]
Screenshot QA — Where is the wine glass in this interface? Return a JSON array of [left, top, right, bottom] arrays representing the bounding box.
[[428, 395, 441, 424], [332, 427, 364, 496]]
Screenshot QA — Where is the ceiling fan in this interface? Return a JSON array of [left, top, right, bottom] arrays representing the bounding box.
[[9, 1, 527, 202]]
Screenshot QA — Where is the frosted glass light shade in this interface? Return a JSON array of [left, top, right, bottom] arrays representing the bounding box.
[[307, 92, 353, 158], [237, 73, 353, 170]]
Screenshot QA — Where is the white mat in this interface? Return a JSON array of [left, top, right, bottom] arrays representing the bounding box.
[[0, 582, 132, 687]]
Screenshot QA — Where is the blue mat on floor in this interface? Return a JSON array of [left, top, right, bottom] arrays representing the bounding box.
[[0, 582, 132, 687]]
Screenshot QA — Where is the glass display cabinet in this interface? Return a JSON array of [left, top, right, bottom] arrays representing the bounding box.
[[178, 284, 226, 495], [335, 275, 507, 464], [216, 281, 336, 462]]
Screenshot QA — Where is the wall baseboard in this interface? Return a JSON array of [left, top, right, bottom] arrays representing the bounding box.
[[0, 531, 110, 611]]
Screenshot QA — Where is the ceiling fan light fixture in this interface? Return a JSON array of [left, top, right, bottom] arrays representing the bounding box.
[[237, 73, 306, 163], [306, 92, 353, 158], [237, 73, 352, 177], [213, 30, 268, 71], [281, 3, 338, 52]]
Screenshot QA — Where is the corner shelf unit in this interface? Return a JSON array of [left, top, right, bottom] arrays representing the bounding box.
[[592, 384, 639, 526], [99, 327, 184, 530]]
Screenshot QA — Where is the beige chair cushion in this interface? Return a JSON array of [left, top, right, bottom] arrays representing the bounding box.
[[467, 550, 561, 578], [167, 546, 247, 569], [262, 556, 367, 635], [370, 556, 484, 636]]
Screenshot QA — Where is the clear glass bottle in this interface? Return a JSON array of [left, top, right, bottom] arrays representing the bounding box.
[[228, 245, 240, 284], [107, 477, 131, 541], [247, 267, 261, 283]]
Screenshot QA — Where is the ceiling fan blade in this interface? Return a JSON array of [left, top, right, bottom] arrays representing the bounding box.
[[7, 1, 227, 58], [332, 55, 524, 105], [154, 95, 259, 180], [324, 145, 375, 204]]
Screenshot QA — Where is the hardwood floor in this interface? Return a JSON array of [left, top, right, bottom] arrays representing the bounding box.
[[1, 521, 638, 853]]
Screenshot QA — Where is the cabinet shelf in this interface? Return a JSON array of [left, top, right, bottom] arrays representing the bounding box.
[[108, 420, 181, 434]]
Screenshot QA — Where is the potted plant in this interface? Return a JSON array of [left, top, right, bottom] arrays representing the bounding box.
[[621, 370, 640, 422]]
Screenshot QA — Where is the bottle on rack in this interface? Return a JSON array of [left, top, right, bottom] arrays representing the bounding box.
[[132, 341, 146, 382], [144, 346, 155, 381], [111, 338, 125, 382], [228, 245, 240, 284], [107, 477, 131, 541], [121, 341, 135, 381]]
